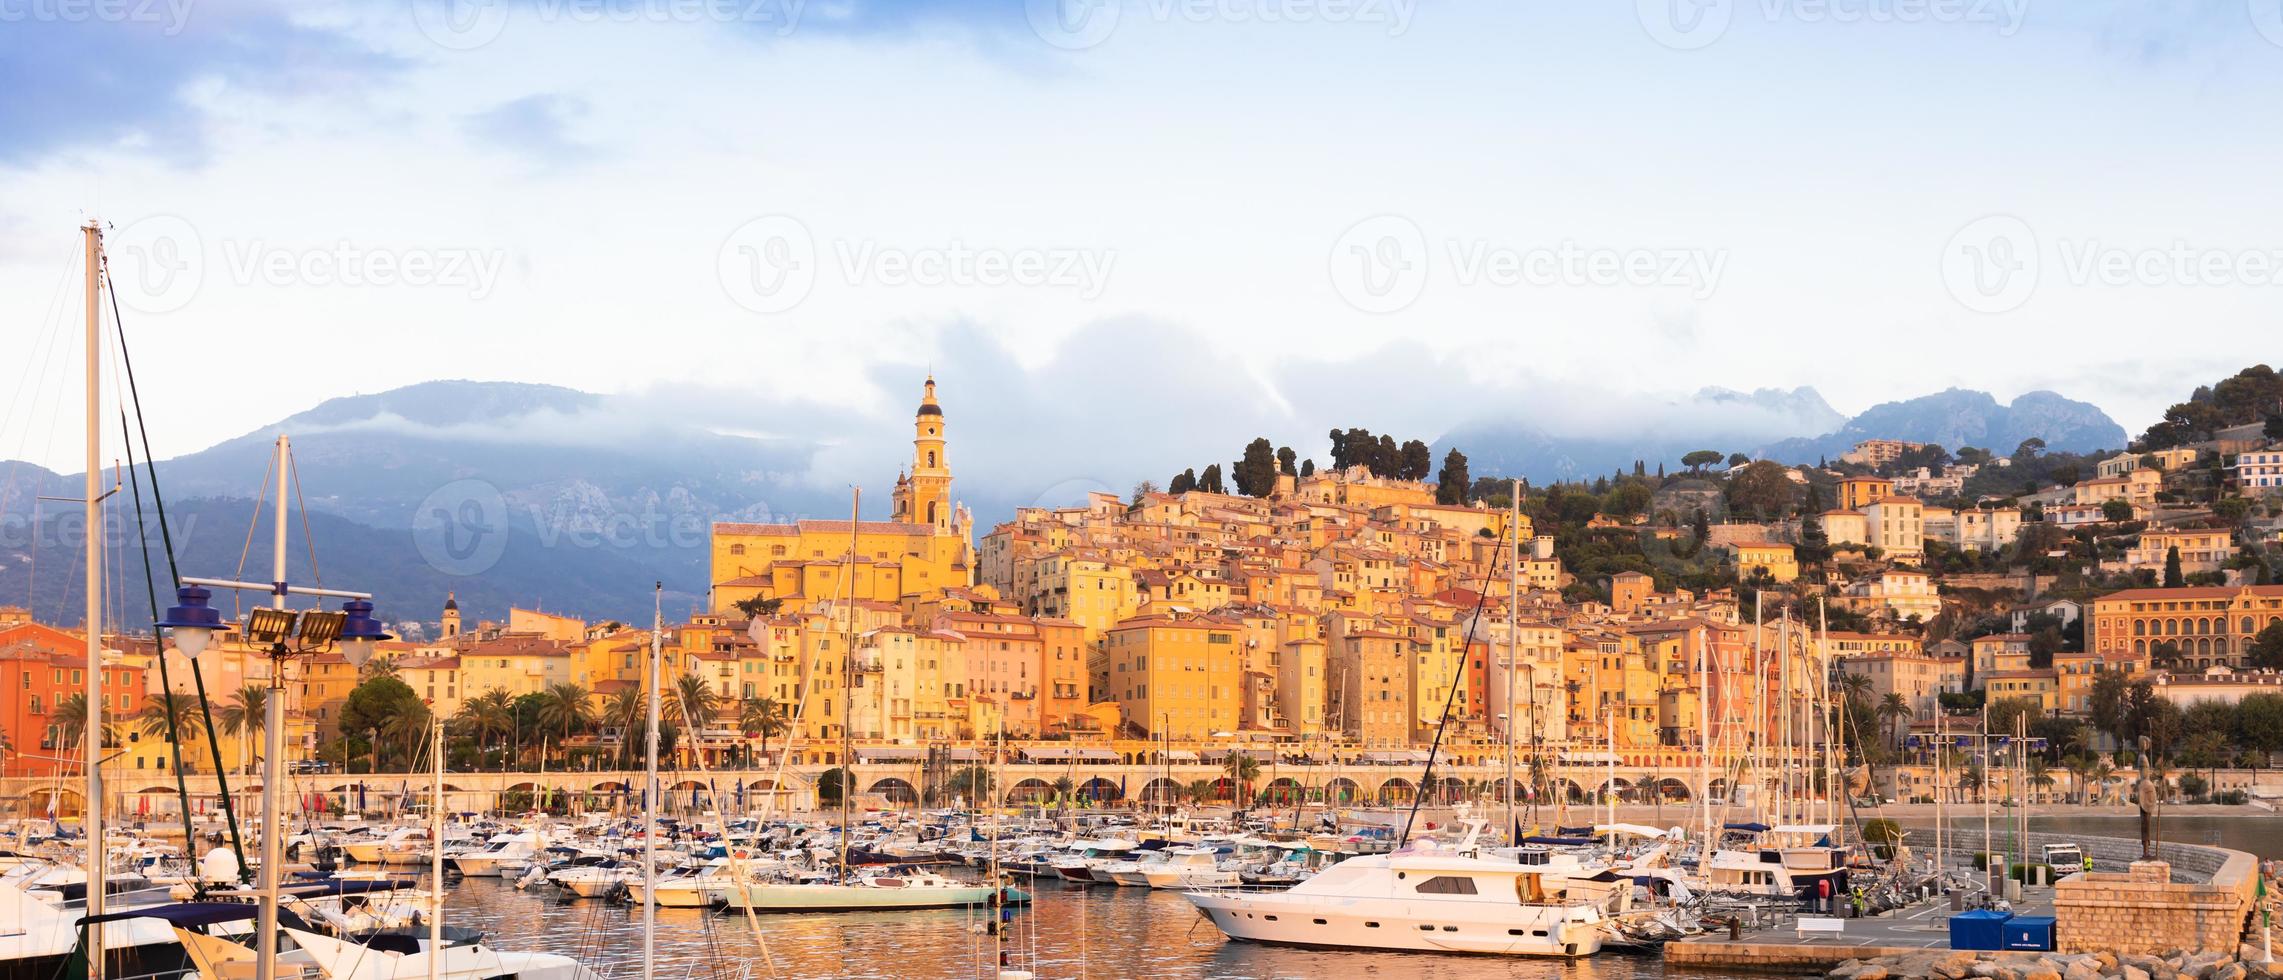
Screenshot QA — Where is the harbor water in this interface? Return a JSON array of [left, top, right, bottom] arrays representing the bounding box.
[[427, 815, 2277, 980]]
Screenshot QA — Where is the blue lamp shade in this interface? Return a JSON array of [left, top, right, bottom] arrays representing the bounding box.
[[158, 586, 231, 657], [339, 599, 393, 643]]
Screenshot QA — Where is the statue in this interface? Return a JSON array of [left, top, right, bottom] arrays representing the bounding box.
[[2134, 735, 2158, 861]]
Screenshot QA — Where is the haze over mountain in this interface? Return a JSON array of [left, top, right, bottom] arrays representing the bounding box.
[[1, 378, 2124, 627]]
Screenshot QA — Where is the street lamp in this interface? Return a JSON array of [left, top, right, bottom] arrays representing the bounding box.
[[157, 586, 232, 657]]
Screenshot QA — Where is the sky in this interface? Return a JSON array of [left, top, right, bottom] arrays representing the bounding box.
[[4, 0, 2282, 481]]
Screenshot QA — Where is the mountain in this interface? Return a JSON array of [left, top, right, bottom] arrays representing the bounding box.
[[1435, 386, 2124, 483], [1756, 389, 2125, 463], [1432, 386, 1845, 483]]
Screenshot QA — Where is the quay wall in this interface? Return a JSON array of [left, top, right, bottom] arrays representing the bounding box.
[[1902, 827, 2257, 955]]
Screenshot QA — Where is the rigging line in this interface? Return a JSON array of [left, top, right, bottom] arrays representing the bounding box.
[[119, 407, 198, 883], [289, 449, 321, 588], [101, 253, 250, 878], [1398, 517, 1512, 847], [229, 439, 279, 620]]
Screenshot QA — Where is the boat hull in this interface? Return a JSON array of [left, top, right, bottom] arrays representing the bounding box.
[[723, 884, 1017, 912], [1184, 892, 1604, 958]]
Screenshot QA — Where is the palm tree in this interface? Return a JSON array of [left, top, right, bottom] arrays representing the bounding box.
[[2064, 753, 2094, 804], [1959, 760, 1985, 803], [737, 697, 788, 765], [943, 765, 993, 804], [2089, 759, 2117, 805], [2027, 758, 2054, 804], [1876, 693, 1910, 751], [135, 692, 203, 739], [455, 689, 515, 772], [1050, 775, 1076, 809], [1836, 673, 1873, 706], [215, 685, 268, 774], [665, 675, 718, 765], [602, 689, 646, 768], [1222, 754, 1262, 804], [535, 684, 593, 767], [379, 700, 433, 770], [359, 655, 400, 681], [51, 693, 95, 752]]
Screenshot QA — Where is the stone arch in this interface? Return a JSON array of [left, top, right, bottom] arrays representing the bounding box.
[[868, 777, 918, 805], [1258, 777, 1304, 805], [1004, 778, 1053, 805], [1596, 776, 1632, 800], [1654, 777, 1693, 801], [26, 786, 85, 817], [1707, 777, 1732, 801], [1433, 776, 1466, 803], [1553, 778, 1586, 803], [1078, 777, 1122, 804], [1322, 777, 1361, 805], [1138, 777, 1183, 803], [1375, 777, 1416, 806]]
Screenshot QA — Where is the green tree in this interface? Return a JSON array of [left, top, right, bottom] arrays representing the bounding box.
[[2234, 692, 2283, 767], [457, 688, 517, 770], [944, 765, 994, 803], [1234, 437, 1279, 497], [2247, 623, 2283, 670], [1725, 460, 1800, 521], [1168, 468, 1197, 494], [1726, 452, 1750, 468], [2164, 546, 2184, 587], [731, 596, 784, 619], [2088, 671, 2130, 745], [1398, 440, 1433, 481], [1435, 449, 1471, 505], [1276, 446, 1298, 477], [1299, 458, 1315, 477], [2101, 498, 2134, 523], [1222, 754, 1263, 805], [1197, 463, 1225, 495], [737, 697, 788, 763], [215, 685, 270, 774], [1876, 692, 1911, 750], [817, 767, 852, 807], [1682, 450, 1723, 472], [337, 676, 424, 769], [665, 674, 719, 763], [535, 683, 594, 764]]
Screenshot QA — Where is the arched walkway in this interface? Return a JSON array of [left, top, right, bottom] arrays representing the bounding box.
[[1655, 777, 1693, 801], [1433, 776, 1466, 803], [1258, 777, 1304, 805], [1138, 777, 1182, 804], [1375, 777, 1416, 806], [1322, 777, 1361, 804], [1004, 777, 1053, 805], [868, 777, 918, 805], [1078, 777, 1122, 804]]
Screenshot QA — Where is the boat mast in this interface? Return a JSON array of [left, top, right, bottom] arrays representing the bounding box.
[[428, 713, 443, 980], [1697, 624, 1711, 861], [255, 435, 289, 980], [1504, 479, 1518, 844], [643, 583, 662, 980], [81, 219, 107, 980], [840, 489, 858, 879]]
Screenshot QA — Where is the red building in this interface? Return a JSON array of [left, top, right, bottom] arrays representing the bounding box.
[[1, 621, 147, 777]]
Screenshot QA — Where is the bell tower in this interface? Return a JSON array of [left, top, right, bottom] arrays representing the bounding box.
[[441, 592, 461, 639], [893, 376, 952, 532]]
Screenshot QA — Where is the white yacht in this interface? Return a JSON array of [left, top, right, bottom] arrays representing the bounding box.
[[1184, 838, 1608, 957], [449, 831, 546, 878], [1141, 849, 1238, 890]]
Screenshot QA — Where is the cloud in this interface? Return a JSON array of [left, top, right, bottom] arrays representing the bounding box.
[[464, 93, 592, 164], [0, 5, 398, 167]]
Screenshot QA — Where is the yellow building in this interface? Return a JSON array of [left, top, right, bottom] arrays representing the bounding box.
[[2088, 584, 2283, 668], [1103, 614, 1245, 740], [1836, 476, 1895, 511], [1983, 669, 2058, 712], [711, 378, 975, 614], [1728, 541, 1799, 583], [456, 634, 572, 700]]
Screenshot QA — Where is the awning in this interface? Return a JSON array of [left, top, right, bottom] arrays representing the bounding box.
[[1020, 747, 1120, 763], [1361, 750, 1428, 764], [1163, 750, 1200, 761], [83, 902, 259, 927], [855, 747, 929, 763], [1205, 747, 1273, 761]]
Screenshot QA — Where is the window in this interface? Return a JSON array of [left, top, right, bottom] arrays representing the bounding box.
[[1415, 875, 1478, 895]]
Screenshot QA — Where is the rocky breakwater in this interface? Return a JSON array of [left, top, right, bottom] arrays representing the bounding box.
[[1829, 950, 2281, 980]]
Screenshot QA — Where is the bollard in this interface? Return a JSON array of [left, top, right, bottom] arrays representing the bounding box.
[[1728, 916, 1742, 941], [1950, 889, 1964, 911]]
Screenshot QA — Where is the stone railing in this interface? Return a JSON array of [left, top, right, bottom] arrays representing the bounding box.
[[1901, 827, 2258, 955]]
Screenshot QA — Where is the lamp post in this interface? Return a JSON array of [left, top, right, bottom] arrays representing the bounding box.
[[154, 434, 389, 980]]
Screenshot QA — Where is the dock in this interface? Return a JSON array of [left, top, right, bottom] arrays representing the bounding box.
[[1665, 885, 2060, 972]]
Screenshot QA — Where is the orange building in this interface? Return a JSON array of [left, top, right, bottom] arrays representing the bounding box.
[[1, 621, 146, 777]]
